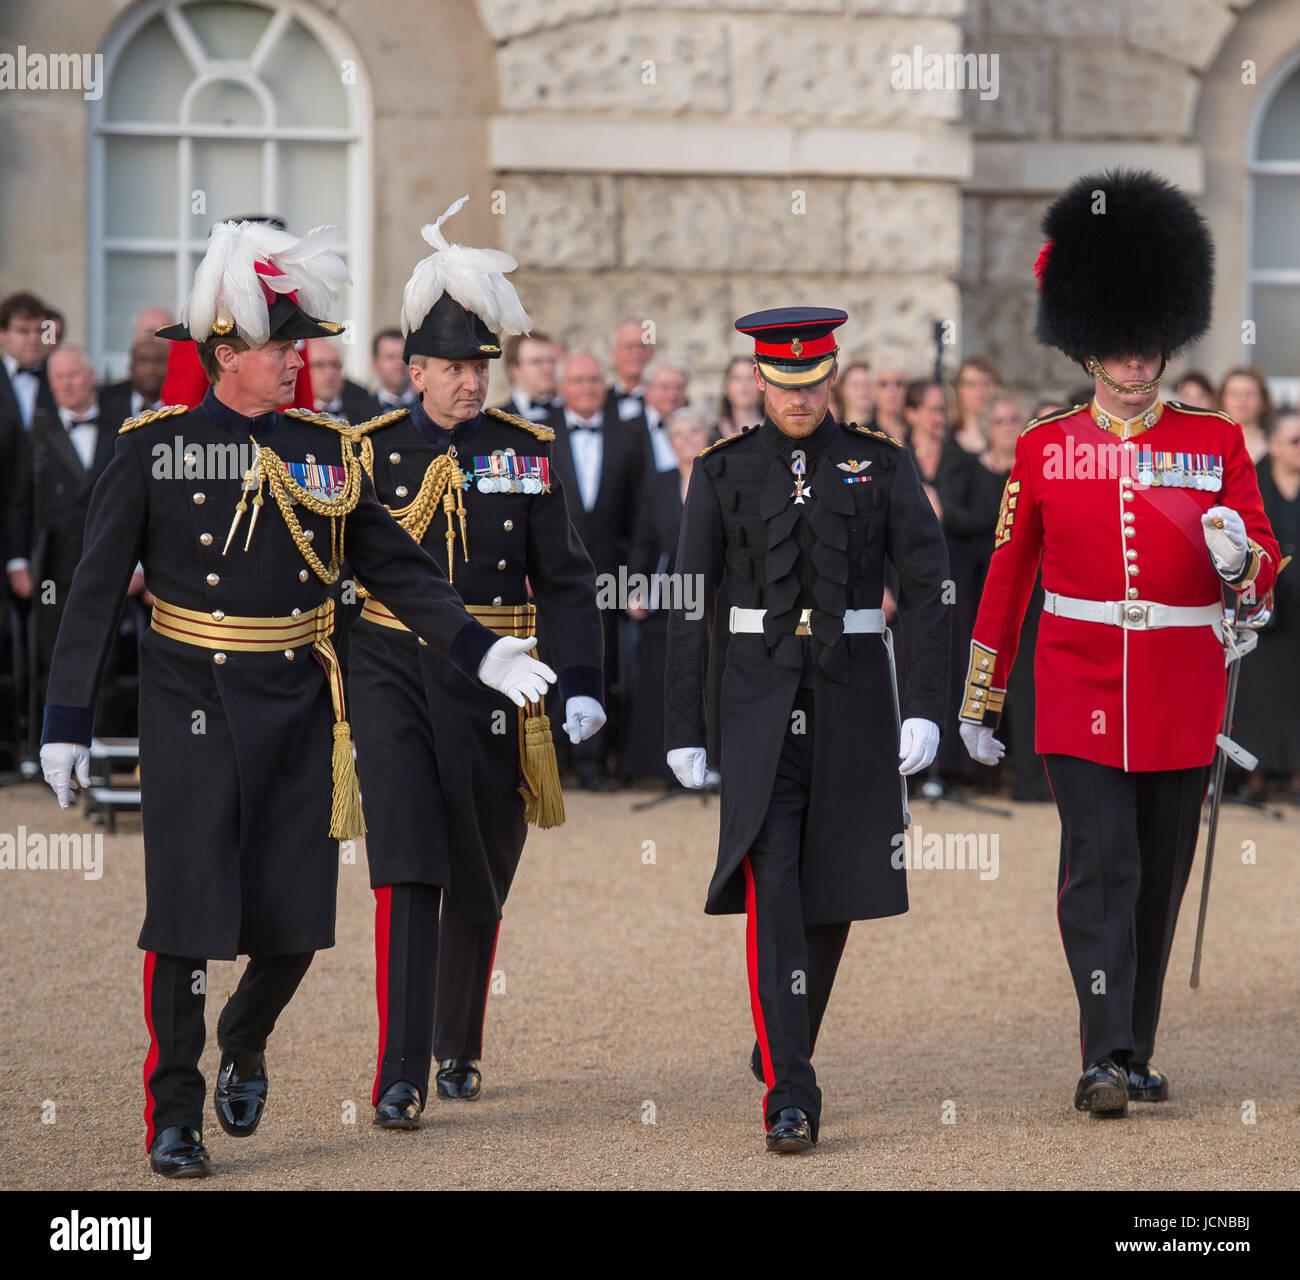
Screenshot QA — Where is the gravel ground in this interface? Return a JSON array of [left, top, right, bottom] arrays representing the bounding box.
[[1, 781, 1297, 1191]]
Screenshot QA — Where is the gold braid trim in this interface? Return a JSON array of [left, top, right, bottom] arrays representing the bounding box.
[[119, 403, 189, 433], [484, 405, 555, 441], [257, 439, 364, 584], [387, 453, 470, 581]]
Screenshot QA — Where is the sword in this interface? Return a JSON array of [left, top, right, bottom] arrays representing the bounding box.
[[882, 626, 911, 829], [1189, 590, 1264, 989]]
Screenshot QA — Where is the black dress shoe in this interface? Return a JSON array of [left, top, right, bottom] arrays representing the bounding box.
[[214, 1049, 268, 1137], [373, 1081, 423, 1129], [436, 1058, 482, 1100], [765, 1107, 816, 1153], [749, 1043, 764, 1084], [1073, 1057, 1129, 1117], [1128, 1062, 1169, 1101], [149, 1126, 213, 1178]]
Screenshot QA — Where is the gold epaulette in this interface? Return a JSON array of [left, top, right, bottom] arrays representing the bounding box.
[[698, 428, 753, 458], [485, 405, 555, 442], [847, 422, 902, 448], [348, 407, 408, 435], [1165, 400, 1238, 424], [1024, 403, 1086, 432], [119, 403, 189, 434], [283, 406, 351, 430]]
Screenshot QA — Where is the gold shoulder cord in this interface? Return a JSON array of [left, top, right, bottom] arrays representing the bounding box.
[[223, 435, 364, 583]]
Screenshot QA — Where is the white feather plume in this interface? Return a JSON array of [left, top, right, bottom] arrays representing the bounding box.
[[182, 221, 351, 345], [400, 196, 532, 339]]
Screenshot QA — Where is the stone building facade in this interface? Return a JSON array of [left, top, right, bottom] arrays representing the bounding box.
[[0, 0, 1296, 406]]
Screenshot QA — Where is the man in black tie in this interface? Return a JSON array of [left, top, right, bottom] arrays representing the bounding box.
[[10, 345, 146, 680], [546, 350, 645, 787], [640, 360, 691, 473], [605, 319, 653, 426], [306, 338, 379, 422], [98, 336, 170, 434], [370, 327, 418, 412], [496, 332, 561, 422], [0, 291, 56, 429]]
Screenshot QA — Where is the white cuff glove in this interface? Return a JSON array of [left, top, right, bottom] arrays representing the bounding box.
[[476, 636, 557, 707], [667, 746, 707, 789], [562, 695, 606, 745], [959, 722, 1006, 767], [41, 742, 91, 809], [1202, 506, 1248, 578], [898, 718, 941, 776]]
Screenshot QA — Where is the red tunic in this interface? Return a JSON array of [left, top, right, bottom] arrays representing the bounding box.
[[960, 400, 1280, 772]]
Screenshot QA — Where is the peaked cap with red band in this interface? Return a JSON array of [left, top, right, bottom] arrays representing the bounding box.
[[735, 306, 847, 389], [156, 219, 350, 345]]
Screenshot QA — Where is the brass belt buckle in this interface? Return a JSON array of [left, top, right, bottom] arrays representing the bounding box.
[[795, 608, 813, 637], [1123, 602, 1151, 628]]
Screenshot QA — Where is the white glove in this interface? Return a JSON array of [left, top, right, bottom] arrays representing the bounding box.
[[667, 746, 707, 789], [1202, 506, 1248, 577], [476, 636, 557, 707], [959, 722, 1006, 767], [41, 742, 91, 809], [562, 695, 606, 745], [898, 718, 941, 775]]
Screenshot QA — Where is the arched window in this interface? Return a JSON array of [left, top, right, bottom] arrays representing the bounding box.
[[89, 0, 371, 377], [1247, 48, 1300, 397]]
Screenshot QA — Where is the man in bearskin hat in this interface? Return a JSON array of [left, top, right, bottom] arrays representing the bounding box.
[[344, 198, 604, 1128], [665, 307, 951, 1152], [957, 170, 1281, 1116], [38, 220, 556, 1177]]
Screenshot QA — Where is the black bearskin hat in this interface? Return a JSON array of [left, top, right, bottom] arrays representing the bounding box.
[[1034, 169, 1213, 362]]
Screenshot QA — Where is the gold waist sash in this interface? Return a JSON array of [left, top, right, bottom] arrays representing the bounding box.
[[358, 597, 563, 829], [150, 596, 364, 840]]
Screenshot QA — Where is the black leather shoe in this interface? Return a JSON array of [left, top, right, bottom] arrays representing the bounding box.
[[149, 1126, 213, 1178], [373, 1081, 423, 1129], [1128, 1062, 1169, 1101], [214, 1049, 268, 1137], [765, 1107, 816, 1153], [749, 1043, 764, 1084], [436, 1058, 482, 1100], [1073, 1058, 1129, 1117]]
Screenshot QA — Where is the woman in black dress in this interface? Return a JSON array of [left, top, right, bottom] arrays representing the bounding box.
[[622, 407, 714, 783], [1233, 408, 1300, 801]]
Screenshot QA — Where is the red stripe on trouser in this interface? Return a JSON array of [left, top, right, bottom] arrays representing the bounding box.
[[142, 951, 158, 1151], [742, 858, 775, 1128], [372, 887, 392, 1107], [479, 922, 501, 1055], [1043, 760, 1087, 1069]]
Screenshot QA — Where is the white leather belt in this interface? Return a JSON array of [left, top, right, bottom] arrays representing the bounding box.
[[1042, 590, 1223, 631], [728, 606, 886, 636]]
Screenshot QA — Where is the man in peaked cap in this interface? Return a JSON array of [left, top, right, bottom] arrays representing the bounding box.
[[665, 306, 951, 1152], [343, 199, 604, 1128], [957, 170, 1281, 1117], [38, 219, 556, 1177]]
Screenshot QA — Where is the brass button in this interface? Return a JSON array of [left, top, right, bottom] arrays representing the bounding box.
[[492, 595, 503, 606], [389, 452, 401, 464], [1127, 564, 1139, 576], [1126, 549, 1138, 561], [1122, 491, 1134, 502], [306, 453, 316, 464], [1124, 441, 1135, 451], [193, 492, 206, 505], [184, 450, 198, 466], [299, 569, 310, 582], [284, 649, 296, 660], [1120, 478, 1132, 489], [1123, 512, 1135, 524], [395, 485, 409, 498], [1127, 587, 1139, 599], [291, 608, 302, 617], [503, 519, 514, 531], [206, 572, 220, 586], [304, 528, 315, 541], [1123, 527, 1135, 537], [200, 532, 213, 546], [974, 688, 984, 699], [980, 658, 990, 669], [418, 637, 428, 647], [497, 559, 507, 571], [211, 609, 225, 621], [213, 652, 227, 665]]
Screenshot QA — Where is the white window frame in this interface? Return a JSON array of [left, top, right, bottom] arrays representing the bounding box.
[[1244, 44, 1300, 401], [88, 0, 373, 379]]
